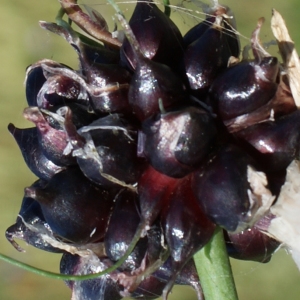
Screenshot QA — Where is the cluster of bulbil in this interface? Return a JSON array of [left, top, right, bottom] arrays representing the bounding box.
[[6, 0, 300, 299]]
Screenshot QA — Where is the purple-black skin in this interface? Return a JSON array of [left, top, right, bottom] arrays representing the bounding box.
[[74, 35, 120, 66], [183, 4, 240, 56], [142, 106, 217, 178], [210, 57, 279, 120], [128, 56, 187, 122], [25, 64, 46, 106], [8, 124, 63, 180], [6, 180, 63, 253], [184, 26, 233, 96], [120, 0, 184, 73], [192, 144, 257, 232], [60, 253, 123, 300], [183, 16, 215, 47], [23, 107, 77, 167], [161, 176, 215, 286], [224, 226, 280, 263], [83, 63, 132, 116], [131, 275, 166, 300], [234, 109, 300, 172], [137, 165, 178, 230], [65, 113, 145, 187], [25, 167, 117, 244], [104, 189, 148, 271], [78, 41, 120, 65], [152, 257, 201, 294], [132, 257, 202, 299]]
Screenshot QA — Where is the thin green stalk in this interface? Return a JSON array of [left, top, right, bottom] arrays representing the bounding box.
[[193, 226, 239, 300], [0, 221, 144, 281], [162, 0, 171, 17]]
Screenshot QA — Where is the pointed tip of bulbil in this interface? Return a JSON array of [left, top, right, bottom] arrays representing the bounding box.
[[7, 123, 16, 135], [7, 123, 25, 145]]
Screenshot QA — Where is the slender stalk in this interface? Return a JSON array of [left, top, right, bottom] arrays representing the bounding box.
[[162, 0, 171, 17], [0, 221, 144, 281], [193, 226, 239, 300]]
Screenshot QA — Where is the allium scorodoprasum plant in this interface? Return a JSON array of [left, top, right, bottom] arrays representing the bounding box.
[[3, 0, 300, 299]]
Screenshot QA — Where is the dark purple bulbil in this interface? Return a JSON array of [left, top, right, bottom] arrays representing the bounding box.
[[210, 57, 279, 121], [152, 257, 202, 298], [64, 111, 145, 187], [224, 226, 280, 263], [131, 275, 166, 300], [23, 107, 77, 167], [234, 109, 300, 172], [7, 124, 63, 180], [85, 63, 132, 116], [192, 144, 257, 232], [142, 106, 217, 178], [24, 167, 117, 244], [6, 180, 63, 253], [60, 253, 123, 300], [120, 0, 184, 72], [184, 26, 233, 96], [128, 56, 187, 122], [183, 16, 215, 47], [161, 176, 215, 297], [104, 189, 148, 271], [137, 165, 178, 232]]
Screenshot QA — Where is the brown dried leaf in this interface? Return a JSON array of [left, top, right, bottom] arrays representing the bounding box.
[[271, 9, 300, 107]]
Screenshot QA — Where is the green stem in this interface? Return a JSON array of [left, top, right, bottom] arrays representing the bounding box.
[[162, 0, 171, 17], [193, 227, 239, 300]]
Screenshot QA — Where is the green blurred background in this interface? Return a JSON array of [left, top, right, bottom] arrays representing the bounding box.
[[1, 0, 300, 299]]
